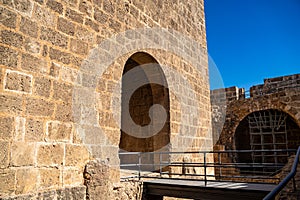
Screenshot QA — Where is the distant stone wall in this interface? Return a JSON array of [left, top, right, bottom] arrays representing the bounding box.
[[0, 0, 210, 199], [251, 74, 300, 98], [210, 74, 300, 191], [210, 86, 245, 145], [211, 73, 300, 150]]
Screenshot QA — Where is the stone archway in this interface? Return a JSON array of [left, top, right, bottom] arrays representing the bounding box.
[[234, 109, 300, 172], [119, 52, 170, 171]]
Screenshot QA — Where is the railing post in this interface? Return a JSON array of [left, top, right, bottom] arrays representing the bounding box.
[[218, 152, 221, 178], [159, 152, 162, 178], [138, 152, 141, 180], [204, 152, 207, 186]]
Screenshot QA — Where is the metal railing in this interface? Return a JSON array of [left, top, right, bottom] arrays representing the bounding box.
[[119, 149, 297, 186], [263, 146, 300, 200]]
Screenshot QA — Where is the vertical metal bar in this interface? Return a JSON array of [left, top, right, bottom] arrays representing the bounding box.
[[218, 152, 221, 178], [138, 153, 141, 180], [159, 152, 162, 178], [204, 152, 207, 186]]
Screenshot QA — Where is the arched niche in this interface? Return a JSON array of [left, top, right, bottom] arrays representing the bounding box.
[[119, 52, 170, 171]]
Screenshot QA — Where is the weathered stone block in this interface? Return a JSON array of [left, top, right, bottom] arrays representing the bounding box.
[[53, 81, 72, 102], [82, 73, 97, 88], [13, 0, 34, 16], [79, 0, 93, 17], [0, 0, 14, 7], [0, 116, 14, 140], [61, 0, 78, 7], [49, 48, 72, 65], [108, 18, 121, 33], [62, 168, 83, 186], [80, 126, 106, 145], [49, 62, 60, 78], [75, 26, 95, 43], [103, 0, 114, 14], [38, 190, 57, 199], [66, 8, 84, 23], [11, 142, 35, 166], [4, 70, 32, 93], [40, 27, 69, 49], [94, 7, 108, 24], [33, 0, 43, 4], [55, 186, 87, 200], [57, 17, 75, 36], [55, 103, 73, 122], [70, 186, 87, 199], [46, 121, 72, 142], [84, 160, 121, 199], [24, 38, 41, 54], [0, 46, 19, 68], [46, 0, 63, 14], [33, 4, 56, 27], [21, 53, 48, 74], [25, 98, 54, 117], [14, 116, 25, 141], [0, 169, 15, 195], [0, 7, 17, 28], [65, 144, 89, 167], [15, 168, 38, 194], [86, 17, 100, 30], [0, 141, 9, 168], [81, 106, 98, 126], [0, 94, 23, 114], [0, 30, 24, 48], [39, 168, 61, 188], [100, 146, 119, 166], [20, 17, 38, 38], [70, 55, 83, 68], [60, 66, 78, 83], [25, 118, 44, 142], [37, 143, 64, 166], [70, 39, 88, 55], [33, 76, 51, 98]]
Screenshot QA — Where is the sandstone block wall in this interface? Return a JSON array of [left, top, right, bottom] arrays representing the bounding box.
[[211, 74, 300, 180], [0, 0, 210, 199], [211, 74, 300, 149], [251, 73, 300, 98]]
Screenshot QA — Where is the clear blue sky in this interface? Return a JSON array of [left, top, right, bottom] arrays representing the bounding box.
[[205, 0, 300, 90]]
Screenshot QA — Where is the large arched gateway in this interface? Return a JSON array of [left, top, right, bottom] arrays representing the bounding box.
[[235, 109, 300, 168]]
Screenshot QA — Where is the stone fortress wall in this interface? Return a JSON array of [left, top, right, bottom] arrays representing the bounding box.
[[211, 73, 300, 152], [0, 0, 211, 199], [211, 74, 300, 199]]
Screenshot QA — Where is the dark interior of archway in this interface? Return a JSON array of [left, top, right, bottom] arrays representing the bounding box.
[[235, 109, 300, 174], [119, 53, 170, 170]]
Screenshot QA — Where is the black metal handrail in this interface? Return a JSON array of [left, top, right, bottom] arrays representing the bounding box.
[[119, 149, 296, 186], [263, 146, 300, 200]]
